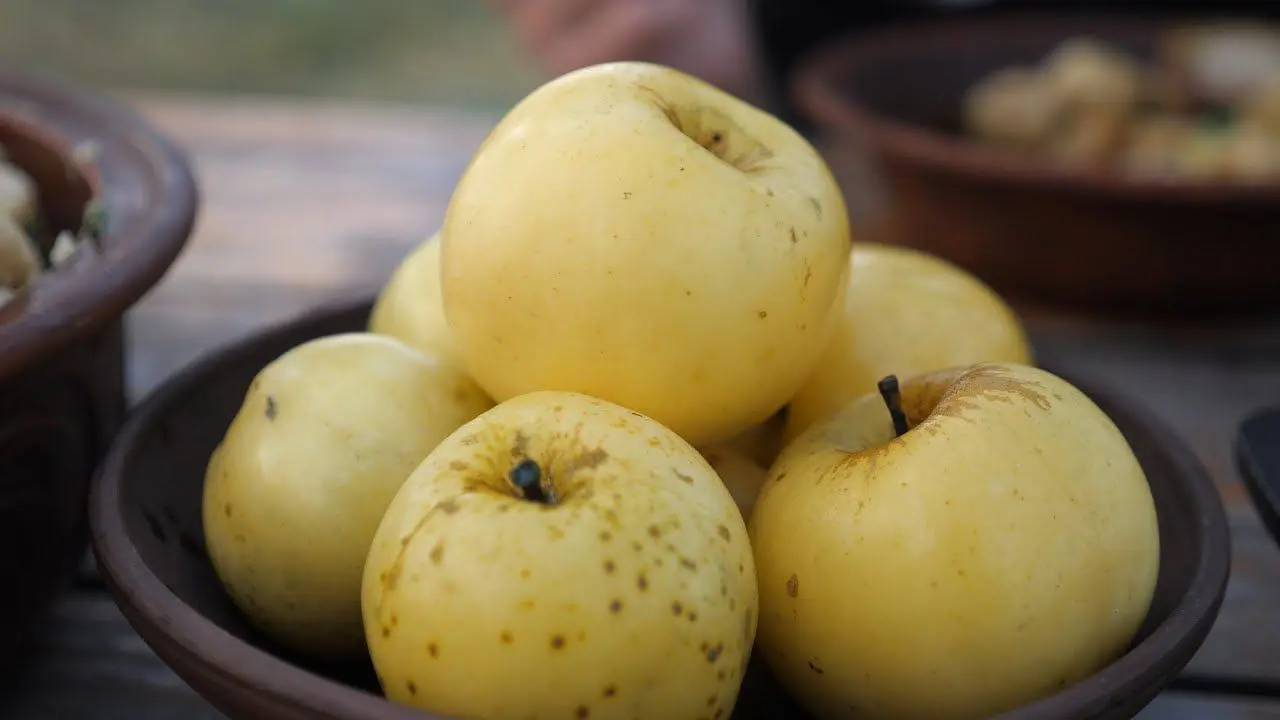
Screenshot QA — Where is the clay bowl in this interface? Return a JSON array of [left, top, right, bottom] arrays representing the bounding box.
[[91, 296, 1230, 719], [792, 11, 1280, 316], [0, 70, 198, 667]]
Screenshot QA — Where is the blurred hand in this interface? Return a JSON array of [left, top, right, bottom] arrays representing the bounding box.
[[489, 0, 770, 106]]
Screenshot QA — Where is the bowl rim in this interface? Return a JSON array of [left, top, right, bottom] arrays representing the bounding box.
[[792, 9, 1280, 205], [0, 69, 199, 378], [91, 296, 1232, 720]]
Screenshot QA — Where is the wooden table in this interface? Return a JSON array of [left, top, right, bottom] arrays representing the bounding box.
[[2, 91, 1280, 718]]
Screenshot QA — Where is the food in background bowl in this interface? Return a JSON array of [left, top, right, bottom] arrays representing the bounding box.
[[962, 24, 1280, 181], [0, 142, 104, 309]]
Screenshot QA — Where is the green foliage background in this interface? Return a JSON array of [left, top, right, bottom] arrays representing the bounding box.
[[0, 0, 542, 111]]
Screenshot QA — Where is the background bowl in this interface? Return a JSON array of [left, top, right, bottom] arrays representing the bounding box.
[[0, 70, 198, 668], [91, 296, 1231, 720], [792, 11, 1280, 316]]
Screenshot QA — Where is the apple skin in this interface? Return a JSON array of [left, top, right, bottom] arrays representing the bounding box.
[[202, 333, 494, 661], [369, 232, 456, 362], [785, 243, 1033, 441], [362, 390, 759, 719], [441, 60, 851, 446], [750, 362, 1160, 719]]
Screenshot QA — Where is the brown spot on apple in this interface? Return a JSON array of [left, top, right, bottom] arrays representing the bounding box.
[[500, 630, 513, 644], [550, 634, 566, 650], [786, 574, 799, 598], [717, 525, 731, 542], [429, 542, 444, 565], [427, 642, 439, 657], [449, 460, 468, 471], [676, 470, 694, 484], [705, 642, 724, 662], [264, 396, 277, 420], [407, 681, 417, 695], [609, 599, 623, 613]]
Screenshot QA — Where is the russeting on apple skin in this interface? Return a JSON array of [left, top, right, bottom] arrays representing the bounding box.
[[362, 390, 759, 720], [441, 60, 851, 447], [749, 363, 1161, 720]]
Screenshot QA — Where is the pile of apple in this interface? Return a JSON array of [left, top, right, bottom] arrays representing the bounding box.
[[201, 62, 1161, 720]]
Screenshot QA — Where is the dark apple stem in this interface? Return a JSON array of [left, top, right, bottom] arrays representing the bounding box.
[[510, 458, 550, 504], [878, 375, 910, 438]]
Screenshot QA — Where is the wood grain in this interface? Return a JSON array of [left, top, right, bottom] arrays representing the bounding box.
[[2, 90, 1278, 717]]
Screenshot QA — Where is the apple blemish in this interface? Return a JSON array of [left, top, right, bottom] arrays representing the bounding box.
[[510, 457, 552, 504], [877, 374, 910, 437]]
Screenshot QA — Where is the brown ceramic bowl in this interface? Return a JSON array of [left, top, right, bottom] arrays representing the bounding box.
[[0, 70, 197, 668], [91, 296, 1231, 719], [792, 11, 1280, 316]]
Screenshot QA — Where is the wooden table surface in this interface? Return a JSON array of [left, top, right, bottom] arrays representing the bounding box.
[[2, 91, 1280, 718]]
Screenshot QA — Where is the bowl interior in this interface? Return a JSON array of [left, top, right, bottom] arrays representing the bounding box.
[[95, 298, 1229, 719]]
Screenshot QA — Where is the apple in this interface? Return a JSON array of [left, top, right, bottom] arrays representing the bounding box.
[[700, 444, 768, 521], [785, 243, 1034, 441], [203, 333, 493, 661], [441, 60, 851, 446], [362, 390, 758, 719], [369, 232, 458, 363], [750, 363, 1160, 719]]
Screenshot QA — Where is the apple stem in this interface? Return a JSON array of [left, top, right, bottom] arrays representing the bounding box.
[[510, 458, 550, 504], [878, 375, 910, 438]]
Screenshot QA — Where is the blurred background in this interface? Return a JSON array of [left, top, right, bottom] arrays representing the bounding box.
[[0, 0, 541, 112]]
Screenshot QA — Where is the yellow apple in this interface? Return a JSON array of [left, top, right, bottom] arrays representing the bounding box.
[[363, 390, 758, 719], [700, 444, 768, 521], [750, 363, 1160, 719], [369, 232, 457, 362], [203, 333, 493, 661], [441, 60, 851, 446], [786, 243, 1033, 441]]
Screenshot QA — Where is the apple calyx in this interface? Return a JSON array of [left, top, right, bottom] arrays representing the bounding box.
[[509, 458, 554, 504], [877, 375, 910, 438]]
